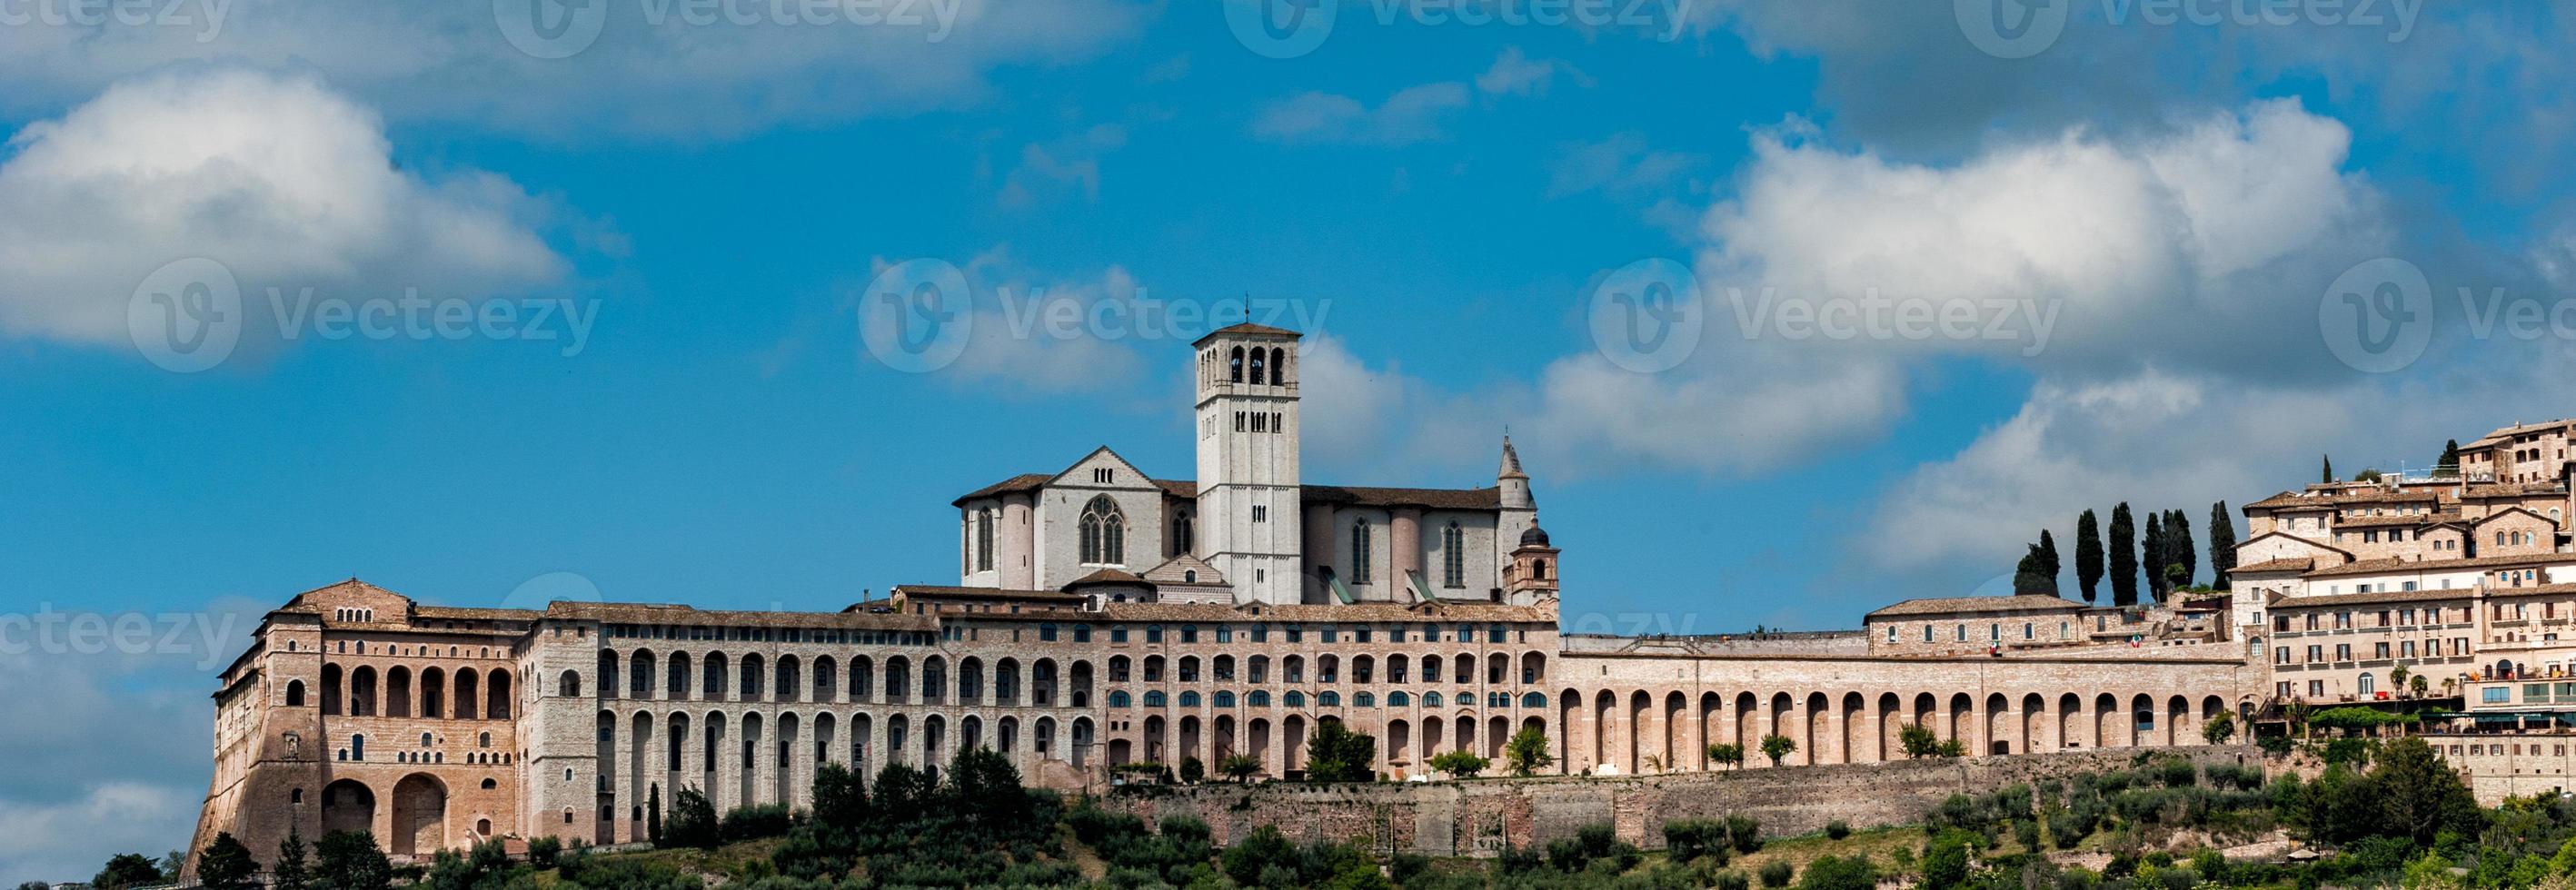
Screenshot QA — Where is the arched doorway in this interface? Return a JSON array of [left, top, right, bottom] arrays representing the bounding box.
[[321, 779, 374, 836], [390, 774, 448, 856]]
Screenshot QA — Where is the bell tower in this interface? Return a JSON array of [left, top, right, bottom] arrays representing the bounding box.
[[1192, 323, 1304, 605]]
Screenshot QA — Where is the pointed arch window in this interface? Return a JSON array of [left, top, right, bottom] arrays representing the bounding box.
[[1249, 349, 1267, 384], [1229, 347, 1245, 382], [1442, 522, 1466, 588], [1351, 519, 1372, 583], [1080, 495, 1127, 566], [975, 509, 995, 572], [1271, 348, 1288, 384]]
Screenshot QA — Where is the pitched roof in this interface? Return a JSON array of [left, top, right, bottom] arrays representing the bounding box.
[[2336, 512, 2462, 529], [1090, 598, 1555, 624], [1065, 569, 1147, 587], [1865, 595, 2087, 618], [2302, 552, 2576, 578], [2266, 587, 2478, 608], [547, 600, 937, 630], [1140, 554, 1226, 585], [2244, 489, 2442, 510], [957, 475, 1503, 510], [888, 585, 1086, 603], [2230, 557, 2315, 574]]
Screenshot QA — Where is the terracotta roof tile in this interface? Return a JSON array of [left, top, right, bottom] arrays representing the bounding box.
[[1865, 595, 2087, 618]]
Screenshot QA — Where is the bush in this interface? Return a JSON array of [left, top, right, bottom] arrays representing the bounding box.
[[1664, 819, 1732, 864], [1824, 819, 1851, 840], [525, 836, 562, 870], [1796, 855, 1878, 890], [1758, 859, 1795, 888], [1716, 871, 1751, 890], [1726, 816, 1764, 853], [2157, 757, 2198, 787], [720, 804, 794, 842]]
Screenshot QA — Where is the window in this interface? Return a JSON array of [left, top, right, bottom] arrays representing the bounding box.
[[974, 509, 995, 572], [2486, 687, 2513, 704], [1388, 691, 1410, 707], [1079, 496, 1127, 565], [1175, 514, 1194, 555], [1092, 468, 1113, 484], [1351, 519, 1373, 582], [1251, 505, 1268, 523], [1443, 522, 1466, 588]]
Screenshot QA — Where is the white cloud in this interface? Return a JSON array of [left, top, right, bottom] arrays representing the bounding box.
[[0, 68, 564, 347], [1475, 46, 1582, 96], [1251, 83, 1470, 146], [996, 124, 1129, 209], [1547, 132, 1704, 200], [0, 782, 197, 884], [0, 0, 1147, 140]]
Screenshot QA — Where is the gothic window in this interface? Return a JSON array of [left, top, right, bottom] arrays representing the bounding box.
[[1271, 348, 1288, 383], [1080, 495, 1127, 565], [975, 509, 995, 572], [1229, 347, 1245, 382], [1442, 522, 1465, 588], [1175, 513, 1193, 555], [1249, 348, 1267, 384], [1351, 519, 1373, 583]]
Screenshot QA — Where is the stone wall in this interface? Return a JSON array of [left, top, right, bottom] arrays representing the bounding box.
[[1102, 745, 2263, 856]]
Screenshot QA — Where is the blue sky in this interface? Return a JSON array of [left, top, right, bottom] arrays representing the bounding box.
[[2, 0, 2572, 881]]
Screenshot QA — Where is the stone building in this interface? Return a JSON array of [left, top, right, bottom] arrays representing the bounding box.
[[186, 323, 2265, 875]]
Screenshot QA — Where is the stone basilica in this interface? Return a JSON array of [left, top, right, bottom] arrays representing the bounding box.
[[187, 323, 2261, 871]]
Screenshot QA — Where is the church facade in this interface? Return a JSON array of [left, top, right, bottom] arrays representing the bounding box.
[[186, 323, 2262, 872]]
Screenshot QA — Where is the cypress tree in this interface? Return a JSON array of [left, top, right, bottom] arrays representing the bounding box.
[[2038, 529, 2062, 595], [2110, 503, 2138, 607], [2209, 501, 2238, 591], [2322, 454, 2334, 483], [2168, 509, 2196, 588], [2075, 509, 2104, 603], [2143, 511, 2165, 602], [2014, 544, 2052, 596], [647, 783, 662, 847]]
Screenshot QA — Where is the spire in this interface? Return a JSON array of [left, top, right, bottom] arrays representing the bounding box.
[[1497, 434, 1527, 480]]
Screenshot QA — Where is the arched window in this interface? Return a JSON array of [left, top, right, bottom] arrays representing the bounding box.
[[1184, 569, 1198, 583], [1214, 691, 1236, 707], [1284, 691, 1306, 707], [1318, 691, 1339, 707], [1080, 495, 1126, 565], [1387, 691, 1410, 707], [1440, 522, 1467, 588], [1229, 347, 1245, 382], [975, 510, 995, 573], [1180, 691, 1201, 707], [1249, 348, 1267, 384], [285, 679, 306, 707], [1533, 559, 1547, 579], [1423, 692, 1443, 707], [350, 735, 366, 760], [1109, 690, 1132, 708], [1248, 690, 1271, 707], [1354, 692, 1375, 707], [1522, 692, 1547, 707], [1144, 690, 1167, 707], [1351, 519, 1372, 582], [1175, 514, 1194, 556], [1271, 348, 1288, 383]]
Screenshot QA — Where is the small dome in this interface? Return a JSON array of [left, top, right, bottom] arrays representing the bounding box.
[[1520, 524, 1551, 547]]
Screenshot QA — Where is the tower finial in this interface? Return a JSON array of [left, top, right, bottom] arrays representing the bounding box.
[[1498, 432, 1527, 480]]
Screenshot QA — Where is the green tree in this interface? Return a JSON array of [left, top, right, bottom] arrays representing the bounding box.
[[2075, 509, 2104, 603], [1760, 734, 1796, 766], [645, 783, 663, 847], [2322, 454, 2333, 483], [197, 834, 258, 890], [2375, 737, 2483, 846], [947, 746, 1033, 830], [2012, 543, 2053, 596], [2208, 501, 2237, 591], [1219, 753, 1263, 783], [1920, 831, 1976, 890], [2143, 511, 2166, 601], [1220, 825, 1298, 887], [1900, 724, 1943, 758], [2202, 711, 2236, 744], [2437, 440, 2461, 476], [1429, 749, 1491, 778], [313, 831, 391, 890], [273, 829, 310, 890], [664, 786, 721, 849], [1706, 742, 1745, 769], [1504, 725, 1555, 776], [2166, 509, 2195, 588], [1179, 755, 1206, 784], [91, 854, 164, 890], [2038, 530, 2061, 591], [1797, 855, 1879, 890], [2109, 503, 2138, 607], [811, 762, 868, 832], [1302, 719, 1377, 782]]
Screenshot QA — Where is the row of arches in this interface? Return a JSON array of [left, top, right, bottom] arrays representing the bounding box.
[[1550, 688, 2236, 775], [313, 665, 512, 720], [1104, 650, 1547, 686], [318, 775, 456, 857], [590, 651, 1091, 708], [591, 708, 1099, 844], [1100, 712, 1549, 778]]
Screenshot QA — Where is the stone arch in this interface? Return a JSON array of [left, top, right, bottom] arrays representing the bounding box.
[[321, 664, 343, 716], [631, 650, 656, 699], [391, 774, 448, 856], [1557, 687, 1583, 774], [776, 655, 801, 703], [1592, 690, 1616, 774], [2058, 693, 2083, 749], [1177, 715, 1198, 763], [1734, 691, 1759, 754], [1840, 692, 1865, 764], [286, 678, 308, 707], [1980, 693, 2008, 756], [1628, 690, 1653, 773], [994, 658, 1019, 705], [2094, 693, 2120, 747], [849, 655, 873, 703], [667, 652, 692, 700], [1662, 692, 1686, 771], [812, 655, 837, 705], [321, 778, 375, 836], [703, 652, 729, 703], [958, 657, 983, 705], [922, 656, 947, 704], [741, 653, 767, 701], [1071, 717, 1096, 768], [776, 713, 801, 805], [1142, 714, 1166, 764], [455, 668, 480, 720], [487, 669, 512, 719], [351, 666, 379, 717], [1696, 692, 1723, 769], [1804, 692, 1829, 765], [2021, 693, 2046, 754], [1767, 692, 1794, 762], [1876, 693, 1902, 762], [597, 652, 618, 701], [1911, 692, 1936, 737], [1946, 692, 1973, 749], [387, 667, 413, 717], [2167, 695, 2190, 746]]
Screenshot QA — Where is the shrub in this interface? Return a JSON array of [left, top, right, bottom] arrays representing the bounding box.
[[2013, 819, 2040, 850], [525, 836, 562, 870], [2157, 757, 2198, 787], [1726, 816, 1764, 854], [1796, 855, 1877, 890], [1758, 858, 1795, 888], [1665, 819, 1731, 863], [1824, 819, 1851, 840], [1716, 871, 1752, 890], [720, 804, 794, 842]]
